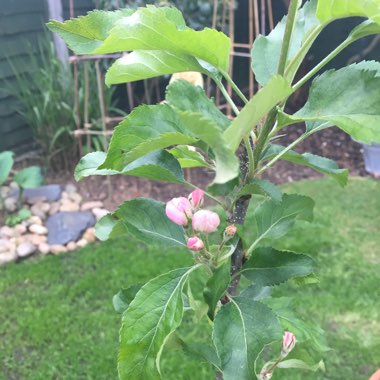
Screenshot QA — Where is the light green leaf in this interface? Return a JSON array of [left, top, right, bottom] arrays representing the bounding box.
[[238, 179, 283, 202], [13, 166, 43, 189], [252, 0, 380, 85], [223, 76, 293, 151], [166, 80, 230, 131], [119, 266, 201, 379], [252, 0, 319, 85], [203, 260, 231, 320], [241, 194, 314, 251], [349, 60, 380, 76], [99, 104, 197, 171], [95, 214, 128, 241], [47, 9, 134, 54], [278, 66, 380, 144], [75, 150, 184, 183], [105, 50, 208, 85], [241, 247, 315, 287], [178, 111, 239, 184], [49, 6, 231, 72], [262, 144, 349, 186], [114, 198, 187, 247], [213, 297, 283, 379], [0, 151, 14, 185], [316, 0, 380, 24], [168, 146, 212, 169], [277, 358, 325, 371], [113, 284, 142, 314], [349, 20, 380, 41]]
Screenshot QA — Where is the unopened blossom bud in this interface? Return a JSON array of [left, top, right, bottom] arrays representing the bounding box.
[[187, 236, 204, 251], [188, 189, 204, 209], [192, 210, 220, 233], [225, 225, 237, 236], [281, 331, 296, 357], [165, 197, 192, 226]]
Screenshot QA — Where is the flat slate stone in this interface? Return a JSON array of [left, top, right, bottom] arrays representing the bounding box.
[[46, 211, 96, 245], [10, 185, 62, 202]]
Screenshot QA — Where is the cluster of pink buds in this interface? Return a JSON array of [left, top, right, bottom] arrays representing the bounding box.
[[165, 189, 221, 251]]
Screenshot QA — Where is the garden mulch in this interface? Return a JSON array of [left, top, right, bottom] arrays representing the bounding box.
[[46, 125, 370, 211]]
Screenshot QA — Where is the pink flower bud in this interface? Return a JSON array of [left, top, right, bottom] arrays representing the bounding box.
[[225, 225, 237, 236], [187, 236, 204, 251], [282, 331, 296, 357], [192, 210, 220, 233], [188, 189, 204, 209], [165, 197, 192, 226]]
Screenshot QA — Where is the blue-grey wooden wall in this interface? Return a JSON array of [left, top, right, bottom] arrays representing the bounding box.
[[0, 0, 94, 152]]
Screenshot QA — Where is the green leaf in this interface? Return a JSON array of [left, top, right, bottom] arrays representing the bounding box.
[[114, 198, 187, 247], [166, 80, 230, 131], [349, 20, 380, 41], [263, 297, 330, 353], [213, 297, 283, 379], [238, 179, 283, 202], [99, 104, 198, 171], [252, 0, 320, 85], [168, 146, 212, 169], [240, 247, 315, 287], [203, 260, 231, 320], [105, 51, 208, 85], [178, 111, 239, 184], [47, 9, 134, 54], [75, 150, 184, 183], [262, 144, 349, 187], [181, 342, 221, 370], [241, 194, 314, 251], [13, 166, 43, 189], [113, 284, 142, 314], [278, 66, 380, 144], [316, 0, 380, 24], [349, 60, 380, 76], [95, 214, 128, 241], [277, 358, 325, 371], [223, 76, 293, 151], [118, 266, 201, 379], [49, 6, 231, 72], [0, 151, 14, 185]]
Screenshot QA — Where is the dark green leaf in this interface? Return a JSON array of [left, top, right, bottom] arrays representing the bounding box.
[[119, 266, 201, 379], [203, 261, 231, 320], [238, 179, 283, 202], [207, 177, 239, 196], [113, 284, 142, 314], [278, 66, 380, 144], [241, 194, 314, 251], [75, 150, 184, 183], [263, 297, 330, 353], [13, 166, 43, 189], [262, 144, 349, 187], [0, 151, 14, 185], [181, 342, 221, 370], [99, 104, 197, 171], [166, 80, 230, 131], [241, 247, 315, 287], [115, 198, 187, 247], [223, 76, 293, 151], [213, 297, 282, 379]]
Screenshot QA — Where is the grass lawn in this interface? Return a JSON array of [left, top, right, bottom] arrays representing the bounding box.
[[0, 178, 379, 379]]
